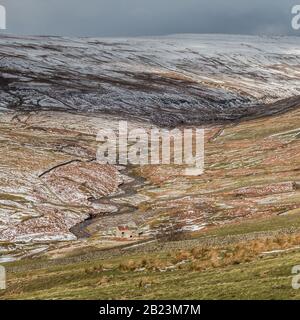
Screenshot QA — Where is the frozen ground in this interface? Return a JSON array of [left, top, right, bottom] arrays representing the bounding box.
[[0, 34, 300, 126]]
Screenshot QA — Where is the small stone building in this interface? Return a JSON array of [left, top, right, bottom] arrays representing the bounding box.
[[113, 222, 144, 239], [115, 226, 135, 239]]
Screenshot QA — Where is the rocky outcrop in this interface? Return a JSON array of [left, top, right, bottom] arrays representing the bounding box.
[[225, 182, 297, 198]]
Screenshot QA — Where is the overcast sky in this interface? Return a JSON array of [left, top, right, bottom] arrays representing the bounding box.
[[0, 0, 299, 37]]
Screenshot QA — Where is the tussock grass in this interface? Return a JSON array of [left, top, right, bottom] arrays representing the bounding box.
[[3, 231, 300, 300]]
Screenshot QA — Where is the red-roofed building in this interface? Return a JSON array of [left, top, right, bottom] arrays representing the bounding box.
[[113, 223, 142, 239], [117, 226, 129, 232]]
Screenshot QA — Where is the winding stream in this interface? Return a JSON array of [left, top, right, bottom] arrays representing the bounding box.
[[70, 166, 147, 238]]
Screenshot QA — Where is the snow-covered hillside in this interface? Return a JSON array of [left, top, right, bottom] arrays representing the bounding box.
[[1, 34, 300, 126], [1, 34, 300, 261]]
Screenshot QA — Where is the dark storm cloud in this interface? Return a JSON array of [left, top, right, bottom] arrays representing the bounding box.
[[0, 0, 299, 37]]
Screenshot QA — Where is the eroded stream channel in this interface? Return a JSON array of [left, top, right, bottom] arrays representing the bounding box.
[[70, 166, 148, 239]]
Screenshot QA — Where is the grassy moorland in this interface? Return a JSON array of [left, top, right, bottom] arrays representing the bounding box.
[[2, 211, 300, 300]]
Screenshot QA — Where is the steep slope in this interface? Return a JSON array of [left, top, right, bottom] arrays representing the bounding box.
[[0, 34, 300, 126]]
